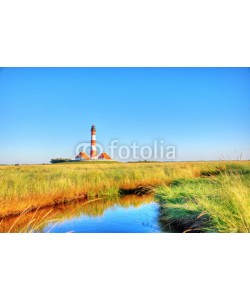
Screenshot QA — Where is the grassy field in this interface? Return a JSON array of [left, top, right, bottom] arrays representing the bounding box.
[[0, 161, 249, 232], [156, 164, 250, 233]]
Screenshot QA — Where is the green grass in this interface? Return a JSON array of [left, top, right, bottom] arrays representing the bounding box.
[[156, 168, 250, 233]]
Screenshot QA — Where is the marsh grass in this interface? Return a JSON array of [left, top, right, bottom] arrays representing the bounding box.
[[0, 161, 249, 221], [156, 168, 250, 233]]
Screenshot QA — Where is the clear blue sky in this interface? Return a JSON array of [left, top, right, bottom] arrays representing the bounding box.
[[0, 67, 249, 164]]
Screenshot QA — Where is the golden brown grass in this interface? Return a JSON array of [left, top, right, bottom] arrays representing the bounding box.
[[0, 161, 249, 219]]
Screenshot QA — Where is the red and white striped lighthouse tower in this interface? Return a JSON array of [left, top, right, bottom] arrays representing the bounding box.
[[90, 125, 97, 159]]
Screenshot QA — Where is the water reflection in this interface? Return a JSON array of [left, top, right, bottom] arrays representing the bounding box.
[[0, 194, 164, 233]]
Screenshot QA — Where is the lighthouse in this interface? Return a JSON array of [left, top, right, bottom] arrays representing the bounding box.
[[90, 125, 97, 159], [75, 124, 112, 161]]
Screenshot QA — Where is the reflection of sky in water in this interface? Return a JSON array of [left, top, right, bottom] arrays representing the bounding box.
[[44, 202, 161, 233]]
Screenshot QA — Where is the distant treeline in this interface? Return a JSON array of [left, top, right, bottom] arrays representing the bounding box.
[[50, 158, 72, 164]]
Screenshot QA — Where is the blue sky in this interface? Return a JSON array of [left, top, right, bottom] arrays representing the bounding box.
[[0, 67, 249, 164]]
